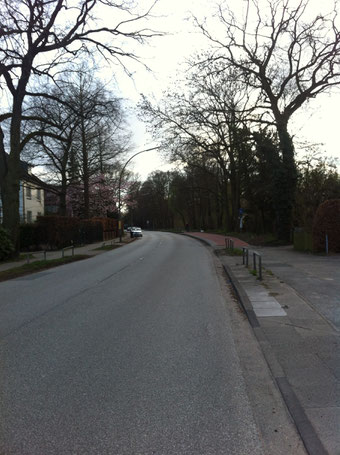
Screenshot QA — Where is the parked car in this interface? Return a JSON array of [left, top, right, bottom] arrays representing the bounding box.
[[130, 227, 143, 237]]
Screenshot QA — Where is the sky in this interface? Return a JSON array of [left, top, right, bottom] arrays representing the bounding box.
[[105, 0, 340, 180]]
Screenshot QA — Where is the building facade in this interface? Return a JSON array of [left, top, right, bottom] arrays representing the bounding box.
[[0, 161, 46, 224]]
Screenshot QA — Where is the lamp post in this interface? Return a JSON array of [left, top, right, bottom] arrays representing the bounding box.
[[117, 146, 160, 242]]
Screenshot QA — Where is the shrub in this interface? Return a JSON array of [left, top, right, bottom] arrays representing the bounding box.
[[293, 228, 313, 252], [36, 216, 80, 249], [20, 223, 41, 251], [312, 199, 340, 253], [17, 216, 114, 250], [79, 219, 103, 244], [92, 217, 118, 239], [0, 226, 14, 260]]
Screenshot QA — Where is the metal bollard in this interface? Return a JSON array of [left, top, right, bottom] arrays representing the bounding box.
[[252, 252, 263, 280], [242, 247, 249, 267], [258, 255, 262, 280]]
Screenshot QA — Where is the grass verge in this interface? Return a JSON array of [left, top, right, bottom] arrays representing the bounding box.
[[0, 255, 91, 282], [93, 244, 122, 251], [225, 247, 243, 256]]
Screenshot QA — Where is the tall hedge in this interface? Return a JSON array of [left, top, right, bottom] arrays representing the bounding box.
[[18, 216, 113, 250], [0, 226, 14, 260], [20, 223, 41, 251], [79, 219, 103, 245], [36, 216, 80, 249], [312, 199, 340, 253], [92, 217, 118, 239]]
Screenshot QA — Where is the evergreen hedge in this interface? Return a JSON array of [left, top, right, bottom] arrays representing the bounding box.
[[0, 226, 15, 260], [19, 216, 107, 250]]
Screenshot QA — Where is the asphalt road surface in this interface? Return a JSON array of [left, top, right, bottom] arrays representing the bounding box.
[[0, 232, 267, 454]]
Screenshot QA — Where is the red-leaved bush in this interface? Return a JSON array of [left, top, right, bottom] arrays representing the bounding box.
[[312, 199, 340, 252]]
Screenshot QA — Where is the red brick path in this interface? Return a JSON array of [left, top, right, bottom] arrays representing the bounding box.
[[187, 232, 249, 248]]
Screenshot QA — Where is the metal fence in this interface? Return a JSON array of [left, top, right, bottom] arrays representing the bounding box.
[[225, 237, 235, 250], [242, 247, 263, 280]]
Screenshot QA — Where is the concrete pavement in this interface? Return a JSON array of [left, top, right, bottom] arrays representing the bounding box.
[[0, 237, 132, 273], [1, 231, 338, 453], [186, 232, 339, 455], [1, 231, 290, 454]]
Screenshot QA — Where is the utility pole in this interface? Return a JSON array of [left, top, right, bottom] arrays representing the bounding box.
[[118, 146, 160, 242]]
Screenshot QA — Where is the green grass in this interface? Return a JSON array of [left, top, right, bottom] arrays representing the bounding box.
[[225, 247, 244, 256], [0, 255, 91, 282], [93, 244, 122, 251]]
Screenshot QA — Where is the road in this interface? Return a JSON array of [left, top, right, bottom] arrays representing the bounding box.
[[0, 232, 295, 454]]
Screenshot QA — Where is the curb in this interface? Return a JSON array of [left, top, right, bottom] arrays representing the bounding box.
[[222, 261, 328, 455], [183, 233, 328, 455]]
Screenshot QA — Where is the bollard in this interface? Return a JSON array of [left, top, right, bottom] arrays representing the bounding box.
[[242, 247, 246, 265], [252, 252, 263, 280], [225, 237, 235, 251]]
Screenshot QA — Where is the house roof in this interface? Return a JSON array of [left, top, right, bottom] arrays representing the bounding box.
[[4, 153, 51, 190]]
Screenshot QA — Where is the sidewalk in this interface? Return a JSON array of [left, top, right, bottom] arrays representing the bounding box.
[[186, 232, 339, 455], [0, 237, 127, 273]]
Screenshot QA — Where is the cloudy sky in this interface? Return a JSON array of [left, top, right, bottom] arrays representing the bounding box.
[[109, 0, 340, 180]]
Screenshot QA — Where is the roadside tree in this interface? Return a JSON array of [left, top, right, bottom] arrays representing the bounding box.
[[195, 0, 340, 240], [0, 0, 160, 253]]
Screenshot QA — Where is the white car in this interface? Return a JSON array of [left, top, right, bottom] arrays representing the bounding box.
[[131, 227, 143, 237]]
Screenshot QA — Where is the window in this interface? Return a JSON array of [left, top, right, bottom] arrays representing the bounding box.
[[27, 211, 32, 223], [37, 188, 41, 201], [26, 186, 32, 199]]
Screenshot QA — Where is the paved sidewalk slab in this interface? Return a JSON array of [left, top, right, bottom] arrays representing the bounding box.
[[220, 252, 339, 455], [0, 238, 126, 273], [185, 232, 339, 455]]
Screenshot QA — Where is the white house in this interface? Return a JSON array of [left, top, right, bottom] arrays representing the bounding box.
[[0, 159, 46, 224]]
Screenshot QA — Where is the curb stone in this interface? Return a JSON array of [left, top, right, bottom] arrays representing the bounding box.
[[183, 233, 329, 455]]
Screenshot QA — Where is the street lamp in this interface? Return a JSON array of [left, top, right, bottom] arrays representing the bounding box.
[[117, 146, 160, 242]]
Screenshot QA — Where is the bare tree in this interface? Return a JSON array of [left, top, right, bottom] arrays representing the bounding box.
[[0, 0, 159, 252], [140, 65, 254, 231], [195, 0, 340, 240]]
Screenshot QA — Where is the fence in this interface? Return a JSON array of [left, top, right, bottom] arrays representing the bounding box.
[[242, 247, 263, 280], [62, 245, 74, 258], [26, 250, 47, 264], [26, 245, 74, 263], [225, 237, 235, 250]]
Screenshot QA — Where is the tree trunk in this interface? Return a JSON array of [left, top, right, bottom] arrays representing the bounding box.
[[1, 159, 21, 253], [59, 175, 67, 216], [81, 117, 90, 219], [275, 123, 297, 242], [2, 106, 25, 254], [1, 56, 32, 254]]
